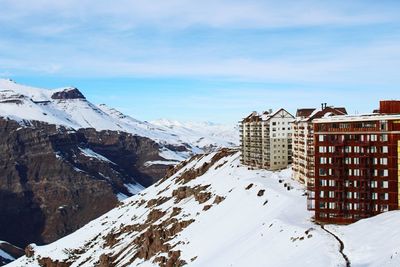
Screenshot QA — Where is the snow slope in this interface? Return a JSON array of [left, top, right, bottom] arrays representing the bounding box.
[[10, 149, 399, 267], [327, 212, 400, 267], [0, 79, 237, 161], [151, 119, 238, 152]]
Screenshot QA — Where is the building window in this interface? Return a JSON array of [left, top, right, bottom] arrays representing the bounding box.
[[329, 202, 336, 209], [381, 134, 388, 142], [371, 181, 378, 188], [328, 180, 335, 187], [319, 146, 327, 153], [319, 168, 327, 176], [382, 181, 389, 188], [381, 205, 389, 212], [381, 193, 389, 200], [380, 158, 388, 165], [372, 193, 378, 200], [379, 169, 389, 177], [382, 146, 388, 153], [380, 121, 388, 131]]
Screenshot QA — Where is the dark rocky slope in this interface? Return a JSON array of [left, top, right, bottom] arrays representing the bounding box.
[[0, 118, 169, 249]]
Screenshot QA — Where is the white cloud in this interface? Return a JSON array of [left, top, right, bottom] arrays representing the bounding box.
[[0, 0, 398, 32], [0, 0, 399, 87]]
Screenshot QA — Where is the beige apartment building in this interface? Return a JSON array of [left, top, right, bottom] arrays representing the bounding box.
[[240, 108, 295, 170], [292, 104, 347, 194]]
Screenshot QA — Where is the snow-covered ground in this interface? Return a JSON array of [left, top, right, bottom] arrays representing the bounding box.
[[0, 79, 237, 161], [8, 150, 400, 267]]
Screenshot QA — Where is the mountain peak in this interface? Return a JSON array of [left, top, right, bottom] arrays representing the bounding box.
[[51, 88, 86, 100], [0, 78, 22, 90]]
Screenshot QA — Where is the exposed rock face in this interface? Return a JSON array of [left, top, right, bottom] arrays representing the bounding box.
[[51, 88, 85, 100], [0, 118, 170, 248]]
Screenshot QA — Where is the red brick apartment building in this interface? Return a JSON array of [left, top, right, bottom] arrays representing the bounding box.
[[310, 101, 400, 224]]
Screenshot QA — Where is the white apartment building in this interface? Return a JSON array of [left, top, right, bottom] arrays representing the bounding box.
[[240, 108, 294, 171]]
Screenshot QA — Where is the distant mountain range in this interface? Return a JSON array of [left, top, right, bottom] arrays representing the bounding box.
[[0, 78, 238, 160], [0, 78, 237, 255]]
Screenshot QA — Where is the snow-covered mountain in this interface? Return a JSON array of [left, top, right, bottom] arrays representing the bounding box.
[[0, 78, 237, 163], [151, 119, 238, 152], [9, 149, 400, 267]]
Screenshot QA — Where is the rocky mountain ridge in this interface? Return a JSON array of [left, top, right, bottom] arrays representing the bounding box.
[[0, 117, 169, 249]]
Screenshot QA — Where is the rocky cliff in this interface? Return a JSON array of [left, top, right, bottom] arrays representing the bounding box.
[[0, 118, 169, 249]]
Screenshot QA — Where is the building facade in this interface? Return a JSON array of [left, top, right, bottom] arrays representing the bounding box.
[[240, 109, 294, 171], [311, 101, 400, 224], [292, 105, 347, 210]]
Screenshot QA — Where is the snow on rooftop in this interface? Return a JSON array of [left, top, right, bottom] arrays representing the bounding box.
[[314, 113, 400, 123]]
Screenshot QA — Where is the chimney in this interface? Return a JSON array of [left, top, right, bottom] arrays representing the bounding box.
[[321, 103, 325, 110], [268, 109, 273, 114]]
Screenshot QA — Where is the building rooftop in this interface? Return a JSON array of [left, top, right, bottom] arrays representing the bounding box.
[[314, 113, 400, 123]]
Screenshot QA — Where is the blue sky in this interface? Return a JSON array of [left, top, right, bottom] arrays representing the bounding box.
[[1, 0, 400, 123]]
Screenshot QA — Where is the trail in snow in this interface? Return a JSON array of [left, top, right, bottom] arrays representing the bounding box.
[[319, 224, 351, 267]]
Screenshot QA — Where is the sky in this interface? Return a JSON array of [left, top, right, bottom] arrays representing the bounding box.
[[0, 0, 400, 123]]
